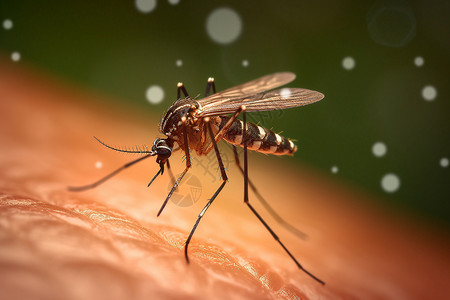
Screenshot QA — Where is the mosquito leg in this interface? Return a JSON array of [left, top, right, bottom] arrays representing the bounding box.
[[214, 106, 244, 141], [204, 77, 217, 97], [157, 116, 191, 217], [166, 159, 176, 185], [203, 106, 245, 154], [184, 118, 227, 263], [241, 110, 324, 285], [177, 82, 189, 99], [231, 145, 308, 240], [68, 154, 152, 191]]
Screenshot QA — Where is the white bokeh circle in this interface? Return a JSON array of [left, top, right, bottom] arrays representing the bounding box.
[[381, 173, 401, 193], [11, 51, 21, 62], [206, 7, 242, 45], [422, 85, 437, 101], [372, 142, 387, 157], [146, 85, 165, 104], [342, 56, 355, 70], [135, 0, 157, 13], [3, 19, 13, 30], [414, 56, 424, 67]]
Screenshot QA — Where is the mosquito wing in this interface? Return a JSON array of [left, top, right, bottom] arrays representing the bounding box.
[[196, 72, 296, 107], [195, 87, 324, 117]]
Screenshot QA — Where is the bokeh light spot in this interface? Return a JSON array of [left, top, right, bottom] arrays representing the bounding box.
[[367, 0, 416, 47], [372, 142, 387, 157], [280, 88, 291, 99], [414, 56, 424, 67], [440, 157, 449, 168], [176, 59, 183, 67], [3, 19, 13, 30], [146, 85, 164, 104], [206, 7, 242, 45], [168, 0, 180, 5], [242, 59, 249, 67], [381, 173, 400, 193], [135, 0, 157, 13], [331, 166, 339, 174], [11, 51, 21, 62], [342, 56, 355, 70], [421, 85, 437, 101]]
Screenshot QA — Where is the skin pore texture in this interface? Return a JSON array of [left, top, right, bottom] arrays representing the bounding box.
[[1, 58, 450, 300]]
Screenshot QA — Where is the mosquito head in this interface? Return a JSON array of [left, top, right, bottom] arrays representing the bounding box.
[[151, 138, 173, 164]]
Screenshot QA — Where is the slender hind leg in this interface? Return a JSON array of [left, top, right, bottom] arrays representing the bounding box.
[[231, 145, 308, 240], [241, 110, 324, 285], [184, 117, 227, 262]]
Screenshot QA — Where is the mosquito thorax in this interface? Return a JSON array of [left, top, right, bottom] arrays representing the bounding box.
[[160, 98, 200, 139]]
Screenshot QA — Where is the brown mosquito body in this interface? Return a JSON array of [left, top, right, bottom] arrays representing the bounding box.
[[160, 100, 296, 156], [69, 73, 325, 285], [217, 116, 297, 155]]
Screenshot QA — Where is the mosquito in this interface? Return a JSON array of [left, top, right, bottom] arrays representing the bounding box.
[[69, 72, 325, 284]]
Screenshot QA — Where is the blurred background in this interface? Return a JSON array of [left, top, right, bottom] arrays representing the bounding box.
[[1, 0, 449, 227]]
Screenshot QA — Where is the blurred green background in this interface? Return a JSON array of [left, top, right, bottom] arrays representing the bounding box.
[[1, 0, 449, 226]]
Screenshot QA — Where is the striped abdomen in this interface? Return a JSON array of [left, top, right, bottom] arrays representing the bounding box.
[[216, 116, 297, 155]]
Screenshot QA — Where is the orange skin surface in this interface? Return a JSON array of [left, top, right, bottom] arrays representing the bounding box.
[[1, 58, 449, 300]]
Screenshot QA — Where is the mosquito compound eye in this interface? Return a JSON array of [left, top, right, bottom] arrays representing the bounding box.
[[157, 146, 171, 158]]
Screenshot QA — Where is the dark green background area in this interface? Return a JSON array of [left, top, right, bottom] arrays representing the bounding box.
[[1, 0, 449, 226]]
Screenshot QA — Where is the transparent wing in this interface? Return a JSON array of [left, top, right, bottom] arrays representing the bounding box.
[[195, 88, 324, 117], [197, 72, 296, 107]]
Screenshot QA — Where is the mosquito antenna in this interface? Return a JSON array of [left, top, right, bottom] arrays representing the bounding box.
[[68, 154, 152, 191], [94, 137, 154, 155]]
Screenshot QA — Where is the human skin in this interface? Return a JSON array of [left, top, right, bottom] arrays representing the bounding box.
[[1, 58, 450, 300]]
